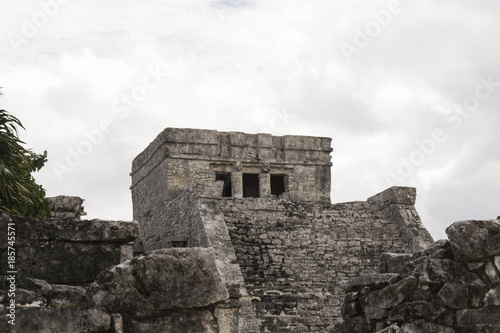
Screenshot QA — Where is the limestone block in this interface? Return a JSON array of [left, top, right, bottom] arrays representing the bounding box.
[[388, 301, 447, 323], [215, 306, 239, 333], [127, 311, 218, 333], [328, 316, 371, 333], [446, 220, 500, 261], [0, 308, 111, 333], [437, 283, 468, 309], [16, 242, 124, 285], [375, 324, 401, 333], [412, 259, 484, 286], [400, 321, 454, 333], [16, 217, 139, 243], [1, 214, 139, 284], [484, 262, 500, 285], [467, 262, 485, 270], [456, 307, 500, 326], [484, 288, 500, 307], [367, 187, 416, 206], [342, 273, 400, 292], [47, 195, 86, 219], [379, 253, 413, 275], [473, 324, 500, 333], [112, 314, 124, 333], [361, 276, 417, 319], [89, 247, 229, 313], [48, 284, 88, 307]]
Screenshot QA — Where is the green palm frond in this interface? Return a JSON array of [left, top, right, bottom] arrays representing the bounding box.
[[0, 97, 50, 217]]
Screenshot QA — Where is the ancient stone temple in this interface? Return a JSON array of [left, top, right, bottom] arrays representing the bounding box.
[[131, 128, 435, 332], [5, 127, 499, 333]]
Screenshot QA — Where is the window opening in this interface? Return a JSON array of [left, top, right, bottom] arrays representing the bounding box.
[[243, 173, 260, 198], [215, 173, 232, 197], [271, 174, 286, 196]]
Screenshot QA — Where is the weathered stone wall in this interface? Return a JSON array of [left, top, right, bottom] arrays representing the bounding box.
[[0, 211, 137, 285], [332, 219, 500, 333], [137, 181, 210, 252], [133, 178, 433, 332], [1, 246, 241, 333], [136, 181, 261, 332], [47, 195, 86, 219], [0, 211, 243, 333], [212, 187, 433, 332], [130, 128, 437, 332], [130, 128, 333, 226]]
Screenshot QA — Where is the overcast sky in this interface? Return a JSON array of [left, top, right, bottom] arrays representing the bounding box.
[[1, 0, 499, 239]]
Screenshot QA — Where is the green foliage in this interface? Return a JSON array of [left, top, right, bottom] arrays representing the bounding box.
[[0, 96, 51, 217]]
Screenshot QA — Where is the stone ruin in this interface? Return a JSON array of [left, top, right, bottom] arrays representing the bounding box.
[[0, 127, 498, 332], [332, 219, 500, 333], [47, 196, 86, 220], [129, 128, 434, 331]]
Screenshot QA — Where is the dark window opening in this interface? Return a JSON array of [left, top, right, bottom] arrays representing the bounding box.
[[243, 173, 260, 198], [215, 173, 232, 197], [271, 175, 286, 196]]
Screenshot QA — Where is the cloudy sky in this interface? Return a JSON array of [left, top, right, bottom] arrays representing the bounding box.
[[1, 0, 499, 239]]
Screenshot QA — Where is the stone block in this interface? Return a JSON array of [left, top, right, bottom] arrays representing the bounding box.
[[1, 213, 139, 284], [437, 283, 468, 309], [412, 259, 484, 286], [375, 324, 401, 333], [456, 307, 500, 326], [15, 241, 124, 285], [388, 301, 447, 322], [329, 316, 371, 333], [400, 321, 454, 333], [47, 195, 86, 219], [361, 276, 417, 319], [484, 288, 500, 307], [446, 220, 500, 261], [379, 253, 413, 275], [126, 311, 218, 333], [342, 273, 400, 292], [89, 247, 229, 313], [0, 308, 111, 333], [467, 262, 485, 270], [13, 216, 139, 243], [367, 187, 416, 206], [484, 262, 500, 285], [473, 324, 500, 333]]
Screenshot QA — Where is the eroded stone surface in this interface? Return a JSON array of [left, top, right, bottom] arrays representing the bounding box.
[[47, 195, 86, 219], [342, 273, 400, 292], [437, 283, 468, 309], [0, 308, 111, 333], [127, 311, 219, 333], [89, 247, 229, 313], [400, 321, 454, 333], [0, 213, 138, 285], [334, 220, 500, 333], [446, 220, 500, 261]]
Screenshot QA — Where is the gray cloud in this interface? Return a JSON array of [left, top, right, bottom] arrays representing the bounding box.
[[1, 0, 499, 240]]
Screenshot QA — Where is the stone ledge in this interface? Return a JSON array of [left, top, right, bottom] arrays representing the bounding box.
[[367, 187, 416, 207], [0, 213, 138, 244]]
